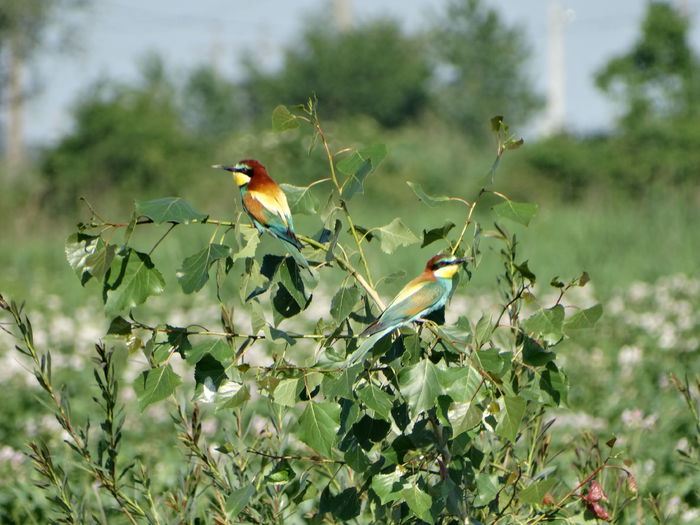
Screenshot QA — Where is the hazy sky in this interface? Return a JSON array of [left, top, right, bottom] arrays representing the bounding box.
[[19, 0, 700, 145]]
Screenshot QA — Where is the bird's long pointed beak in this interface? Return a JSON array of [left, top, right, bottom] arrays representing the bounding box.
[[211, 164, 235, 172]]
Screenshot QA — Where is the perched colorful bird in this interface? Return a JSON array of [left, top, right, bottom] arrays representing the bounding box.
[[347, 254, 466, 364], [362, 254, 466, 337], [213, 159, 310, 270]]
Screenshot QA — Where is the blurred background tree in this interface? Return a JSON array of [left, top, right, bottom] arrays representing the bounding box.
[[429, 0, 543, 141], [242, 17, 431, 128], [0, 0, 88, 173]]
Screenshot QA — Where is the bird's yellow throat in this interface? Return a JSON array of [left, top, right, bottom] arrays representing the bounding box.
[[434, 264, 460, 279], [233, 172, 251, 187]]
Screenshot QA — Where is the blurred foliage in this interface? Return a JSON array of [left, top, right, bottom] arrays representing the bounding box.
[[243, 17, 431, 128], [41, 55, 207, 213], [596, 2, 700, 127], [429, 0, 543, 139]]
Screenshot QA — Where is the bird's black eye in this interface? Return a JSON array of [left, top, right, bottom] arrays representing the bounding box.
[[239, 166, 252, 175]]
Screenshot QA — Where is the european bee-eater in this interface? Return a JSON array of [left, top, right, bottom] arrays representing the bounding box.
[[347, 254, 466, 364], [362, 254, 466, 337], [213, 159, 310, 271]]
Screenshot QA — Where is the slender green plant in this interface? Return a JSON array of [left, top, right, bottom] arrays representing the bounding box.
[[1, 104, 641, 523]]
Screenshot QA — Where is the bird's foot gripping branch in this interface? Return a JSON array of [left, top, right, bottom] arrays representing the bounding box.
[[3, 104, 637, 523]]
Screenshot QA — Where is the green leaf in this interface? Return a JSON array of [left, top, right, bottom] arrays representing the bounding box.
[[519, 478, 557, 505], [133, 365, 181, 411], [344, 441, 371, 472], [177, 244, 230, 294], [135, 197, 208, 224], [539, 363, 568, 406], [280, 183, 319, 215], [330, 286, 360, 322], [421, 221, 455, 248], [104, 250, 165, 315], [298, 402, 341, 459], [495, 395, 526, 442], [329, 488, 361, 521], [474, 473, 499, 507], [271, 104, 300, 132], [233, 227, 260, 261], [398, 359, 443, 416], [440, 366, 483, 403], [448, 401, 483, 436], [273, 378, 300, 407], [65, 233, 115, 283], [522, 336, 556, 366], [524, 305, 565, 344], [276, 258, 308, 309], [402, 483, 433, 523], [194, 354, 227, 390], [338, 144, 387, 200], [376, 218, 420, 254], [492, 201, 538, 226], [357, 385, 393, 420], [226, 484, 255, 516], [406, 181, 451, 207], [322, 365, 361, 400], [563, 304, 603, 336], [106, 316, 132, 336], [371, 471, 405, 504], [186, 339, 232, 365]]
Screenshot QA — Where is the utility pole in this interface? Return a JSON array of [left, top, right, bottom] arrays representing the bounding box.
[[6, 29, 25, 174], [675, 0, 688, 17], [542, 1, 567, 136], [334, 0, 353, 32]]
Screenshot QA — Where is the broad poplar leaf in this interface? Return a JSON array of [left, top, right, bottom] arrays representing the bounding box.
[[421, 221, 455, 248], [271, 104, 299, 132], [194, 355, 227, 391], [280, 183, 319, 215], [65, 233, 115, 283], [371, 471, 405, 504], [440, 366, 482, 403], [344, 442, 371, 473], [524, 305, 565, 344], [406, 181, 451, 207], [402, 483, 434, 523], [276, 258, 307, 309], [134, 365, 181, 411], [338, 144, 387, 201], [273, 378, 299, 407], [185, 339, 232, 365], [233, 227, 260, 261], [519, 478, 557, 505], [177, 244, 230, 294], [448, 401, 483, 436], [492, 200, 538, 226], [495, 395, 526, 442], [135, 197, 208, 224], [398, 359, 443, 416], [474, 473, 499, 507], [357, 384, 393, 420], [104, 249, 165, 315], [376, 218, 420, 254], [298, 401, 340, 459], [322, 365, 361, 399], [328, 488, 361, 520], [563, 304, 603, 335], [330, 286, 360, 322]]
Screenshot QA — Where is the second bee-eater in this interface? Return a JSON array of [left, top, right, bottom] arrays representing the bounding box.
[[347, 254, 466, 364], [213, 159, 310, 271]]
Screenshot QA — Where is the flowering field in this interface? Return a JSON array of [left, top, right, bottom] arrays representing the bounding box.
[[1, 270, 698, 522]]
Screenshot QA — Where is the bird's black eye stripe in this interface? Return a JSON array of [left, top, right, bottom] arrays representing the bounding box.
[[434, 259, 457, 269]]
